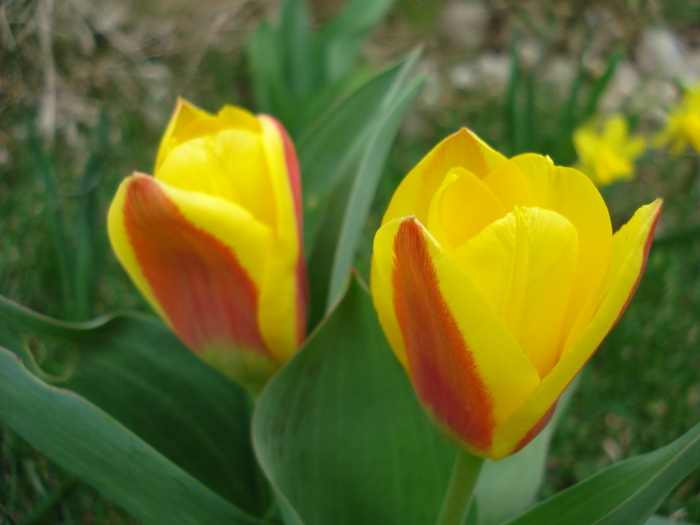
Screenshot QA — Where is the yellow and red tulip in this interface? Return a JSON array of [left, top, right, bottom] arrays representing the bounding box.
[[371, 128, 661, 460], [108, 99, 307, 389]]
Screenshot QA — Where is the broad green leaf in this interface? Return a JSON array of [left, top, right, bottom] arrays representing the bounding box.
[[0, 345, 268, 525], [644, 516, 693, 525], [325, 74, 426, 309], [253, 278, 456, 525], [505, 421, 700, 525], [0, 295, 270, 517]]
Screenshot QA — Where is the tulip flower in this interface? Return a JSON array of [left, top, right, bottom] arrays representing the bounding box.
[[108, 99, 307, 390], [573, 114, 646, 186], [656, 85, 700, 155], [371, 128, 661, 460]]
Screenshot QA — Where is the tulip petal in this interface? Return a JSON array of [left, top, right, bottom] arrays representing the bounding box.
[[155, 124, 277, 231], [426, 167, 507, 251], [372, 217, 540, 455], [481, 160, 535, 210], [108, 173, 279, 383], [491, 199, 662, 460], [454, 207, 579, 378], [257, 115, 306, 362], [382, 129, 507, 227], [155, 98, 212, 171], [508, 155, 613, 349]]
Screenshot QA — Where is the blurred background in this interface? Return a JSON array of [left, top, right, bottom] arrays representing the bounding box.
[[3, 0, 700, 522]]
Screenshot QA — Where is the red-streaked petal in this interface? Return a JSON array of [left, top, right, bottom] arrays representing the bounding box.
[[263, 115, 308, 345], [392, 218, 496, 455], [120, 174, 270, 358]]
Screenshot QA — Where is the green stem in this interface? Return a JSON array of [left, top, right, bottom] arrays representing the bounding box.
[[436, 450, 485, 525]]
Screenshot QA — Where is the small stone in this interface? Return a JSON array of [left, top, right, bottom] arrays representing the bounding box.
[[439, 1, 489, 50], [636, 27, 685, 76]]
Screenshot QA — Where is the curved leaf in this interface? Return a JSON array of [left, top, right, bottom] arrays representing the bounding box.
[[0, 295, 270, 516], [253, 277, 456, 525], [505, 421, 700, 525], [0, 345, 267, 525]]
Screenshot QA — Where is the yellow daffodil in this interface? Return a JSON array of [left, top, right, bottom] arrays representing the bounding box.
[[573, 114, 646, 186], [371, 128, 661, 460], [656, 85, 700, 155], [108, 99, 307, 390]]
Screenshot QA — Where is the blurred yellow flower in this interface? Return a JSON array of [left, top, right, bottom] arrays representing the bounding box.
[[656, 85, 700, 155], [573, 114, 646, 186]]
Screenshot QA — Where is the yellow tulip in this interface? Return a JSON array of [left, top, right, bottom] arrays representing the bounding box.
[[108, 99, 307, 390], [573, 114, 646, 186], [371, 128, 661, 460], [656, 85, 700, 155]]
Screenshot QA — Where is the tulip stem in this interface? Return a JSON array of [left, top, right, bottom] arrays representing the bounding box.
[[436, 450, 484, 525]]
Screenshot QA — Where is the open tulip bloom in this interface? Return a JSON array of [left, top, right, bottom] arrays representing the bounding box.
[[371, 128, 662, 462], [108, 99, 307, 390]]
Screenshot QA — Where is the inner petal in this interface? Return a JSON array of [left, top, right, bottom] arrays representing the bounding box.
[[155, 129, 276, 229], [454, 206, 579, 378], [426, 167, 507, 251]]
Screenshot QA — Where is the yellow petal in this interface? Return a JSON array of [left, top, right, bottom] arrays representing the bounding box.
[[481, 160, 535, 211], [382, 128, 507, 227], [508, 155, 613, 346], [454, 207, 579, 378], [372, 217, 540, 429], [155, 98, 212, 172], [491, 199, 662, 460], [257, 115, 305, 362], [426, 167, 507, 251]]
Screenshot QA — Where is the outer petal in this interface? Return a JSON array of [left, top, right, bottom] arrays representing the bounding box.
[[107, 173, 278, 388], [491, 199, 662, 460], [372, 217, 540, 457], [382, 129, 507, 227], [257, 115, 307, 362]]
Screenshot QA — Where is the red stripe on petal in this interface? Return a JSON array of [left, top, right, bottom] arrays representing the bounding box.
[[393, 218, 495, 453], [266, 116, 308, 344], [613, 201, 662, 327], [123, 174, 270, 357]]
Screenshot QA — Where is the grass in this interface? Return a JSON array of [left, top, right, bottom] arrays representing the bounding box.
[[3, 0, 700, 523]]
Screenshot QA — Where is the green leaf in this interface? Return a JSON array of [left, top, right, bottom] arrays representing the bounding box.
[[505, 421, 700, 525], [325, 74, 425, 310], [475, 380, 577, 525], [0, 345, 268, 525], [581, 52, 623, 123], [0, 295, 270, 517], [298, 47, 423, 252], [320, 0, 395, 82], [247, 21, 294, 125], [299, 48, 423, 326], [277, 0, 318, 103], [253, 278, 456, 525]]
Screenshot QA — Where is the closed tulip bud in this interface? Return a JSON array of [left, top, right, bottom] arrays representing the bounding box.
[[371, 128, 661, 460], [108, 99, 307, 390]]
